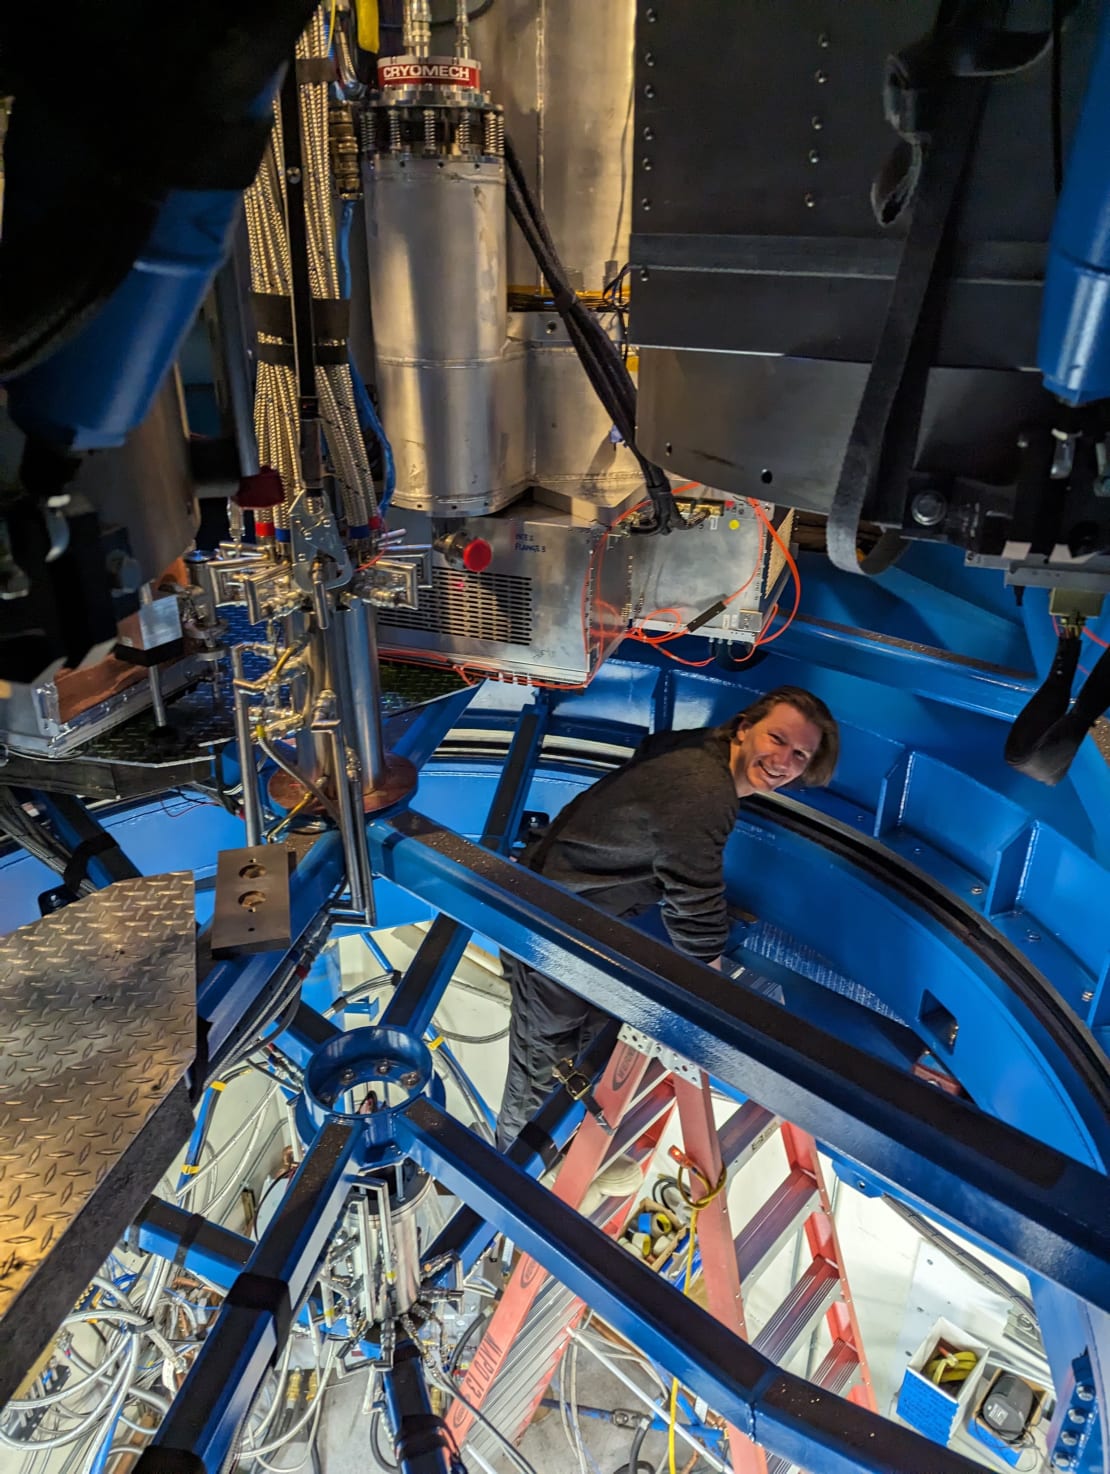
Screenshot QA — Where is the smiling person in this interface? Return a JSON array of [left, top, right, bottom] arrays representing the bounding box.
[[496, 685, 839, 1150]]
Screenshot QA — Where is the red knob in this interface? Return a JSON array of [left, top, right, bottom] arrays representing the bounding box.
[[462, 538, 492, 573]]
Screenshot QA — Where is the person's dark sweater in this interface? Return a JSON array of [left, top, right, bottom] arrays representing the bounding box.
[[497, 723, 739, 1147], [524, 722, 739, 960]]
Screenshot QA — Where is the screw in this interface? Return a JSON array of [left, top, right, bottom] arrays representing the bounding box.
[[1082, 990, 1093, 1003], [1076, 1384, 1095, 1403], [803, 193, 816, 208], [338, 1068, 355, 1085], [970, 884, 984, 896], [815, 69, 828, 83], [1061, 1433, 1079, 1448], [641, 156, 653, 171], [545, 320, 558, 334], [400, 1070, 420, 1089], [645, 5, 657, 18], [644, 83, 656, 100], [639, 267, 650, 282], [808, 148, 820, 163], [818, 32, 830, 47], [911, 489, 948, 527], [641, 197, 652, 211], [1067, 1409, 1087, 1425], [811, 115, 823, 130], [642, 125, 655, 142], [375, 1060, 392, 1076], [644, 51, 656, 66], [1026, 930, 1041, 943], [286, 167, 302, 185]]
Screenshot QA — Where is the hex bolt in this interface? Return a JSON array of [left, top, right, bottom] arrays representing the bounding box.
[[400, 1070, 420, 1089], [375, 1060, 392, 1076], [338, 1068, 355, 1085], [911, 489, 948, 527]]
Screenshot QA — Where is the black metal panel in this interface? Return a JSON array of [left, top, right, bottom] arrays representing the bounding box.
[[629, 0, 1104, 506]]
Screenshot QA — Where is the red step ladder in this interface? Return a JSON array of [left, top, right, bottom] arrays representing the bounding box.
[[449, 1035, 876, 1472]]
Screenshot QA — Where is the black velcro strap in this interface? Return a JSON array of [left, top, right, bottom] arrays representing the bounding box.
[[253, 294, 350, 342], [63, 833, 119, 893], [170, 1211, 209, 1271], [225, 1272, 294, 1349], [253, 291, 294, 340], [395, 1415, 451, 1463], [256, 340, 297, 367], [296, 57, 334, 85], [515, 1120, 560, 1171], [133, 1450, 206, 1474], [256, 340, 347, 366]]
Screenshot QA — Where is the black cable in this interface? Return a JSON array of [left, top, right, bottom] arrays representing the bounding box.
[[447, 1311, 490, 1374], [612, 1417, 652, 1474], [503, 135, 678, 534], [1051, 0, 1063, 194], [370, 1406, 400, 1470]]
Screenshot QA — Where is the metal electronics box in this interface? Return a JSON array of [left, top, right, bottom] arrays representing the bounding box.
[[377, 493, 788, 684], [377, 500, 631, 685], [628, 0, 1104, 519]]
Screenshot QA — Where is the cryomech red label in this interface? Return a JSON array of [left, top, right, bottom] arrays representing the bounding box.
[[378, 57, 481, 89]]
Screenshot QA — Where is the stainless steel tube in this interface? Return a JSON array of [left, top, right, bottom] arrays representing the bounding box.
[[318, 723, 374, 922], [345, 598, 387, 791], [231, 648, 264, 847]]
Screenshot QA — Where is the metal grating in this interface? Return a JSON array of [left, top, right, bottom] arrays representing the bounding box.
[[379, 569, 533, 646], [763, 507, 795, 598]]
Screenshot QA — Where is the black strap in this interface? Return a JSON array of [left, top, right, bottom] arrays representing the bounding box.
[[395, 1414, 453, 1464], [1006, 635, 1110, 786], [133, 1451, 206, 1474], [256, 340, 348, 367], [827, 4, 997, 576], [169, 1211, 209, 1271], [225, 1271, 294, 1350], [515, 1120, 561, 1172], [253, 293, 350, 341], [296, 56, 334, 85], [63, 832, 120, 893]]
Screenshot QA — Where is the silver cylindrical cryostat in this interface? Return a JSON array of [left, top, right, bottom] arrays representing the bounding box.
[[363, 79, 527, 516]]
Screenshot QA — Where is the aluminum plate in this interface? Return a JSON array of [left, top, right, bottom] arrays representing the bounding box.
[[0, 875, 197, 1405]]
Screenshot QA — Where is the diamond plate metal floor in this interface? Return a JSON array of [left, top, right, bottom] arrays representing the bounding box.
[[0, 874, 197, 1405]]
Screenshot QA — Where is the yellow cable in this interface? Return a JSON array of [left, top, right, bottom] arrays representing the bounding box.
[[328, 0, 338, 50], [354, 0, 379, 52], [669, 1162, 728, 1474]]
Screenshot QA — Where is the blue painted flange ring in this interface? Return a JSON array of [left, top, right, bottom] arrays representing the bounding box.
[[298, 1025, 440, 1162]]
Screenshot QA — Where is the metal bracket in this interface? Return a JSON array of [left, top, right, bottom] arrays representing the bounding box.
[[617, 1024, 702, 1083], [287, 492, 352, 593]]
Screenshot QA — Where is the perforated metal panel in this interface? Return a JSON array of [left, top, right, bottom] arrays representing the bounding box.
[[380, 568, 534, 646]]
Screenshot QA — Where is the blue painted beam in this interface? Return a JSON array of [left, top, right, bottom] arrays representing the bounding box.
[[367, 809, 1110, 1314], [396, 1098, 984, 1474]]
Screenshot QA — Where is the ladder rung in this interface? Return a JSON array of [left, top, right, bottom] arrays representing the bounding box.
[[735, 1167, 819, 1283], [753, 1258, 840, 1365], [718, 1100, 777, 1168], [812, 1338, 860, 1398]]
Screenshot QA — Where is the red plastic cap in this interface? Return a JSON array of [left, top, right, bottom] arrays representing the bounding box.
[[236, 466, 285, 509], [462, 538, 492, 573]]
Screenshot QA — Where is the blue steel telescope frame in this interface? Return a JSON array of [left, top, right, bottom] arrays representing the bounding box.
[[109, 688, 1110, 1474]]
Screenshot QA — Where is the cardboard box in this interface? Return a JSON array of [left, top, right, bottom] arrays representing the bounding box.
[[897, 1317, 988, 1444], [968, 1366, 1049, 1468]]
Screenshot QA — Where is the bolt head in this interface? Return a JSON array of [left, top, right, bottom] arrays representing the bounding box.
[[400, 1070, 420, 1089], [911, 489, 948, 527], [1076, 1384, 1095, 1402], [375, 1060, 392, 1076]]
